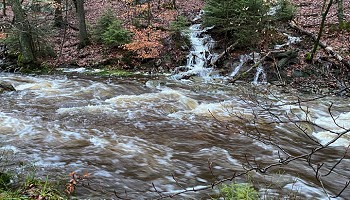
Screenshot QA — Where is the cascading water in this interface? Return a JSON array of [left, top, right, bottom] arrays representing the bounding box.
[[229, 54, 252, 77], [252, 64, 267, 85], [171, 17, 218, 80], [275, 33, 301, 50], [230, 52, 267, 85], [169, 14, 271, 84], [169, 18, 268, 84]]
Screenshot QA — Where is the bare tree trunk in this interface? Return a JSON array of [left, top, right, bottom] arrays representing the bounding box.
[[54, 0, 64, 27], [76, 0, 90, 49], [337, 0, 345, 26], [311, 0, 333, 60], [72, 0, 77, 11], [2, 0, 6, 16], [8, 0, 35, 64], [147, 0, 151, 26]]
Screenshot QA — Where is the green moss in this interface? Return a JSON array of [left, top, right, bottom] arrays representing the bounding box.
[[18, 62, 52, 75]]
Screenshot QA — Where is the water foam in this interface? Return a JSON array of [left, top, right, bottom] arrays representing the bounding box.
[[0, 112, 33, 137], [89, 136, 110, 148], [105, 89, 199, 112], [312, 112, 350, 147], [56, 105, 117, 115]]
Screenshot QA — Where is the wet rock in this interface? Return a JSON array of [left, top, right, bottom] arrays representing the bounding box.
[[0, 82, 16, 93]]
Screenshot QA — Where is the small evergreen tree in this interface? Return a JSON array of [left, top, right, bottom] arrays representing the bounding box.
[[94, 9, 132, 47], [170, 15, 189, 37], [102, 20, 132, 47], [203, 0, 268, 48], [93, 9, 116, 42], [274, 0, 296, 22]]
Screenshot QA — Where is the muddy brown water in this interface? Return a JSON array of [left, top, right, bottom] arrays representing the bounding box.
[[0, 73, 349, 199]]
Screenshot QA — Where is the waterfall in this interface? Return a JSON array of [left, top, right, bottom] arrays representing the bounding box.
[[230, 55, 251, 77], [171, 17, 218, 80], [229, 52, 267, 85], [252, 64, 267, 85], [275, 33, 301, 49]]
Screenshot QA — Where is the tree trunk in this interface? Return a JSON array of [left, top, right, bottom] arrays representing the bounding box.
[[54, 0, 64, 27], [76, 0, 90, 49], [337, 0, 345, 26], [72, 0, 77, 11], [2, 0, 6, 16], [8, 0, 35, 64], [311, 0, 333, 60], [147, 0, 151, 26]]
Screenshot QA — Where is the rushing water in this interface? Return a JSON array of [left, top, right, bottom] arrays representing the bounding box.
[[0, 72, 349, 199]]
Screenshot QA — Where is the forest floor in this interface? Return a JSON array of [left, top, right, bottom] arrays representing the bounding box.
[[286, 0, 350, 94], [47, 0, 350, 70], [1, 0, 350, 93]]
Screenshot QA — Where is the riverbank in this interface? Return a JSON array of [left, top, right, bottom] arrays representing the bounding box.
[[0, 0, 349, 95]]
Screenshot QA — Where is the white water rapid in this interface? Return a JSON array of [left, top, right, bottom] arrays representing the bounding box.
[[1, 72, 349, 199]]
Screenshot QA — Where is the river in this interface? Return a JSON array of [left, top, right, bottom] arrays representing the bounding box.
[[0, 72, 349, 199]]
